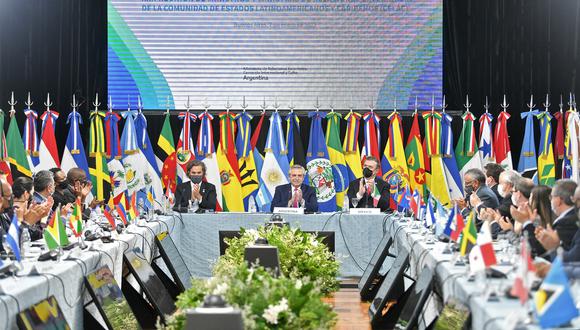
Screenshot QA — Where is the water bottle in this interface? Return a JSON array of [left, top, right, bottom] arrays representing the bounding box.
[[248, 195, 257, 213], [21, 227, 31, 258], [342, 197, 349, 213]]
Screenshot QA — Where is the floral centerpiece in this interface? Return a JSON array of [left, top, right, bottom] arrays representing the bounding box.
[[213, 225, 340, 294], [165, 264, 337, 329]]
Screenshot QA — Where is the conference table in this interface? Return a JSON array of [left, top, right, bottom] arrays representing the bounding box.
[[0, 211, 578, 329]]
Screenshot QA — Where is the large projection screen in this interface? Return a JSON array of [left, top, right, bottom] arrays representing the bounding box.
[[108, 0, 442, 110]]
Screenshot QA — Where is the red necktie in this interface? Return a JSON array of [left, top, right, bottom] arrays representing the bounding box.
[[293, 188, 299, 208]]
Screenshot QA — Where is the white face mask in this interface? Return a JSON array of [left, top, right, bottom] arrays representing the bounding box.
[[498, 184, 506, 198], [511, 193, 518, 206]]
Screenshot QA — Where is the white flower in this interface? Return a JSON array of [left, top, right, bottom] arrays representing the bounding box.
[[263, 307, 279, 325], [246, 229, 260, 241], [309, 236, 319, 247], [295, 279, 303, 290], [262, 298, 289, 324], [306, 249, 313, 256], [213, 282, 228, 295]]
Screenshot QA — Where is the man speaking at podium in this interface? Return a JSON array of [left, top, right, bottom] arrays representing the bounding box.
[[347, 156, 390, 212], [174, 160, 217, 212], [270, 165, 318, 213]]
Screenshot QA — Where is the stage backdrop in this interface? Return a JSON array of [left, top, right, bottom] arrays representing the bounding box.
[[107, 0, 443, 110]]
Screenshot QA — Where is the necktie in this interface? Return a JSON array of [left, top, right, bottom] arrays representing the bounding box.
[[293, 187, 299, 208]]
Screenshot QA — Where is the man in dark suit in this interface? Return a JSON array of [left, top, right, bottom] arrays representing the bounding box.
[[484, 163, 504, 203], [346, 156, 390, 212], [536, 180, 579, 252], [455, 168, 499, 229], [174, 160, 217, 212], [270, 165, 318, 213]]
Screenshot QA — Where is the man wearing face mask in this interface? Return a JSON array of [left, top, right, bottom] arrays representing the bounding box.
[[270, 165, 318, 213], [346, 156, 390, 212], [535, 179, 579, 251], [455, 168, 498, 229], [479, 170, 520, 237], [484, 163, 504, 202], [174, 160, 217, 212], [33, 170, 55, 204]]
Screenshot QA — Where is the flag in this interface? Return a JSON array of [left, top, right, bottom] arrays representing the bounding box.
[[43, 207, 69, 250], [120, 107, 147, 195], [23, 103, 40, 170], [511, 238, 536, 304], [104, 110, 122, 159], [478, 112, 494, 166], [61, 109, 90, 179], [236, 112, 260, 210], [103, 205, 117, 230], [361, 111, 381, 175], [216, 112, 244, 212], [129, 192, 139, 220], [397, 186, 411, 210], [443, 204, 456, 237], [343, 112, 363, 183], [423, 111, 451, 206], [286, 112, 307, 167], [563, 110, 580, 182], [425, 196, 436, 227], [158, 112, 177, 192], [261, 112, 290, 198], [69, 198, 83, 237], [251, 112, 271, 212], [6, 111, 32, 177], [518, 110, 539, 177], [134, 109, 164, 204], [196, 112, 223, 211], [88, 107, 111, 201], [176, 111, 196, 180], [554, 110, 565, 161], [450, 205, 464, 242], [0, 110, 13, 183], [405, 112, 426, 198], [535, 257, 579, 328], [536, 111, 556, 186], [494, 110, 513, 170], [116, 194, 129, 225], [469, 221, 497, 272], [459, 211, 477, 256], [6, 213, 21, 261], [410, 188, 421, 216], [306, 111, 336, 212], [455, 111, 483, 180], [104, 109, 126, 203], [326, 112, 349, 210], [37, 108, 60, 171], [381, 112, 410, 210], [441, 113, 464, 202]]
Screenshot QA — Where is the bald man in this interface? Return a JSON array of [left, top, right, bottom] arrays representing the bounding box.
[[0, 179, 12, 233]]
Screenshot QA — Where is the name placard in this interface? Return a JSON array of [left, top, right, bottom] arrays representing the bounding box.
[[350, 208, 381, 215], [273, 207, 304, 215]]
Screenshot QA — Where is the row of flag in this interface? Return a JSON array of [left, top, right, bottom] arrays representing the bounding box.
[[1, 93, 579, 213]]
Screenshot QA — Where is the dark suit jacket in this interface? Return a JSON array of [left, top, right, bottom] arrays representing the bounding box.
[[270, 183, 318, 213], [563, 230, 580, 262], [174, 181, 217, 211], [346, 177, 390, 212], [468, 185, 499, 230], [553, 208, 579, 251], [522, 222, 546, 257]]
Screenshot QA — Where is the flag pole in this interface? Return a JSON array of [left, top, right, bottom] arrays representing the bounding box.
[[241, 96, 248, 113], [543, 93, 550, 112], [260, 97, 267, 115], [8, 91, 17, 118], [500, 94, 509, 113], [526, 94, 535, 112]]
